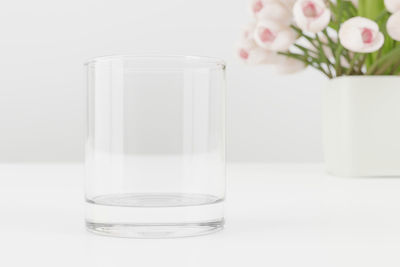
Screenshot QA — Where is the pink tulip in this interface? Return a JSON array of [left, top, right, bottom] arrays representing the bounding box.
[[338, 17, 384, 53], [293, 0, 331, 33], [385, 0, 400, 13], [387, 11, 400, 41], [253, 20, 297, 51]]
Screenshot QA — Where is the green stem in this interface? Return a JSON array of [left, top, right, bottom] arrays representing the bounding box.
[[322, 30, 335, 51], [278, 52, 332, 78], [290, 25, 319, 51], [293, 44, 319, 57], [346, 53, 360, 75], [334, 45, 344, 76], [315, 34, 333, 77], [357, 55, 367, 74]]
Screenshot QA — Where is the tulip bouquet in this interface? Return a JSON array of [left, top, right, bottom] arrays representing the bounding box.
[[238, 0, 400, 78]]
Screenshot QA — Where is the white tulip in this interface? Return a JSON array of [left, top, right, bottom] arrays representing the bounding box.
[[251, 0, 292, 24], [293, 0, 331, 33], [258, 2, 292, 23], [276, 56, 306, 73], [385, 0, 400, 13], [251, 0, 265, 14], [241, 21, 257, 42], [278, 0, 298, 9], [387, 11, 400, 41], [338, 17, 384, 53], [237, 40, 280, 65], [253, 20, 297, 51]]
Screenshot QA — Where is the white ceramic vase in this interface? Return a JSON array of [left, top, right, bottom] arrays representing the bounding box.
[[323, 76, 400, 177]]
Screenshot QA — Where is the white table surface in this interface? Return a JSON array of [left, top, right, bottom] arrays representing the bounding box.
[[1, 163, 400, 267]]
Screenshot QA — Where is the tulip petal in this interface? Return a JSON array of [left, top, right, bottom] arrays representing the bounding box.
[[276, 56, 306, 74], [363, 32, 385, 53], [270, 29, 297, 51], [385, 0, 400, 13], [339, 24, 364, 51], [241, 21, 257, 42], [308, 9, 331, 33], [387, 11, 400, 41], [257, 1, 292, 23], [237, 39, 280, 65]]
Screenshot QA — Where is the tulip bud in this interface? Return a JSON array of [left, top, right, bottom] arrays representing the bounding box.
[[237, 40, 280, 65], [253, 20, 297, 52], [339, 17, 384, 53], [293, 0, 331, 33], [387, 11, 400, 41], [385, 0, 400, 13]]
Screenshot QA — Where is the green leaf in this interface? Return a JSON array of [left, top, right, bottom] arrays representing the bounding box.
[[390, 60, 400, 75], [358, 0, 385, 19], [334, 44, 344, 76], [366, 46, 400, 75]]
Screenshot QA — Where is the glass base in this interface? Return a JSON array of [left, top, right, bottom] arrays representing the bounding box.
[[85, 193, 225, 238], [86, 220, 224, 238]]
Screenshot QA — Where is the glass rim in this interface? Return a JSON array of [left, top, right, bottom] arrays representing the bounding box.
[[84, 54, 226, 68]]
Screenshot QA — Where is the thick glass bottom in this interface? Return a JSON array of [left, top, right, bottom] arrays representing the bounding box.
[[86, 220, 224, 238], [85, 193, 225, 238]]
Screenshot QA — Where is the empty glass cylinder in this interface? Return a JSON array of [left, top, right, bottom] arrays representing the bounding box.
[[85, 55, 226, 238]]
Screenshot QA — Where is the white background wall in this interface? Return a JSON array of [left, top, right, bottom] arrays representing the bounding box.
[[0, 0, 326, 162]]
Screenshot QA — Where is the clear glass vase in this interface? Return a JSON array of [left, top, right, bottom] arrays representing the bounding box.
[[85, 55, 226, 238]]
